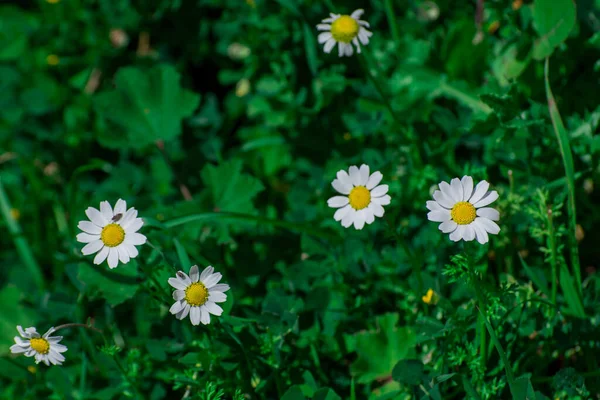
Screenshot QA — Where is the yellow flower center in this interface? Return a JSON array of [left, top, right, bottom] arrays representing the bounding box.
[[101, 223, 125, 247], [331, 15, 359, 43], [185, 282, 209, 306], [30, 338, 50, 354], [348, 186, 371, 210], [451, 201, 476, 225]]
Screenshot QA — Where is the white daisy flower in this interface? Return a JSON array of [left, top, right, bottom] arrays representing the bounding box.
[[327, 164, 391, 230], [10, 326, 68, 366], [168, 265, 230, 326], [426, 176, 500, 244], [317, 9, 372, 57], [76, 199, 146, 269]]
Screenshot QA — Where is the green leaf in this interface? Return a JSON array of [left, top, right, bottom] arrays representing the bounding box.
[[391, 359, 424, 385], [313, 388, 342, 400], [281, 385, 306, 400], [201, 158, 264, 213], [532, 0, 576, 60], [76, 262, 140, 306], [0, 285, 36, 355], [94, 65, 200, 149], [512, 375, 537, 400], [303, 23, 318, 76], [349, 314, 417, 383]]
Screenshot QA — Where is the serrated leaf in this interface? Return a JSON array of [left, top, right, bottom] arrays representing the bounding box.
[[94, 65, 200, 149], [201, 158, 264, 213], [532, 0, 576, 60], [349, 313, 417, 383]]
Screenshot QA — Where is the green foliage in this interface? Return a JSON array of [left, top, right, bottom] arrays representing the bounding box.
[[1, 0, 600, 399]]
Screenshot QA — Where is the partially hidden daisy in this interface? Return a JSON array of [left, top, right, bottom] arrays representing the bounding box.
[[317, 9, 372, 57], [327, 164, 391, 230], [10, 326, 67, 366], [76, 199, 146, 269], [426, 176, 500, 244], [168, 265, 230, 326]]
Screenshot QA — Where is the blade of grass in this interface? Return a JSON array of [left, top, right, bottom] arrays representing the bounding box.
[[0, 178, 44, 290], [384, 0, 400, 44], [544, 58, 584, 301]]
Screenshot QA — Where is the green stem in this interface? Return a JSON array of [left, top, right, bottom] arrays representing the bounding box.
[[467, 255, 517, 398], [0, 178, 44, 290], [544, 58, 583, 301], [384, 0, 400, 44], [546, 209, 558, 312], [478, 313, 487, 369]]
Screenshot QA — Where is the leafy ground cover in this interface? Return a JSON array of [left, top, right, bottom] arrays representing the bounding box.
[[1, 0, 599, 399]]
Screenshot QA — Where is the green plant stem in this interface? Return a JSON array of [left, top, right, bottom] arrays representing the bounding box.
[[468, 265, 517, 398], [0, 178, 44, 290], [384, 0, 400, 44], [544, 58, 583, 301], [478, 313, 487, 368], [546, 209, 558, 312]]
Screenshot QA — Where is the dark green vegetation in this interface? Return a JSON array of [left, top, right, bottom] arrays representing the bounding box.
[[1, 0, 599, 399]]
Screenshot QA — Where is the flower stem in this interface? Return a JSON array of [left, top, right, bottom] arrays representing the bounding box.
[[546, 209, 558, 312], [466, 255, 517, 398], [53, 322, 104, 335], [384, 0, 400, 44]]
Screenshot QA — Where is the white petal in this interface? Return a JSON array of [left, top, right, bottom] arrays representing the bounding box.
[[344, 43, 354, 57], [461, 176, 474, 201], [474, 191, 499, 208], [334, 204, 352, 221], [477, 207, 499, 221], [462, 225, 476, 241], [119, 208, 138, 228], [318, 32, 332, 44], [123, 218, 143, 232], [476, 217, 500, 235], [117, 246, 130, 264], [190, 307, 201, 326], [10, 344, 28, 353], [358, 165, 370, 185], [52, 343, 68, 353], [370, 185, 389, 197], [189, 265, 199, 282], [336, 170, 352, 186], [177, 272, 192, 285], [76, 233, 100, 243], [204, 301, 223, 316], [169, 301, 183, 315], [203, 273, 222, 288], [78, 221, 102, 234], [316, 23, 331, 30], [366, 171, 383, 190], [372, 194, 391, 206], [440, 181, 460, 203], [85, 207, 107, 227], [338, 42, 345, 57], [427, 209, 451, 222], [439, 220, 458, 233], [93, 246, 109, 264], [450, 178, 463, 202], [210, 283, 230, 293], [472, 220, 489, 244], [341, 209, 355, 228], [364, 207, 375, 225], [81, 240, 103, 256], [449, 225, 466, 242], [200, 266, 214, 281], [107, 248, 119, 269], [173, 290, 185, 301], [323, 38, 336, 53], [332, 179, 352, 195], [200, 307, 211, 325], [327, 196, 349, 208], [13, 337, 29, 347], [358, 28, 371, 45], [125, 244, 139, 258], [16, 326, 28, 337], [100, 201, 113, 221], [114, 199, 127, 215], [432, 190, 454, 209], [353, 37, 362, 53], [370, 202, 385, 217], [469, 180, 490, 204], [125, 232, 146, 246], [349, 166, 361, 185], [209, 291, 227, 303], [353, 210, 366, 230], [177, 303, 190, 320], [426, 200, 443, 211], [351, 9, 364, 19]]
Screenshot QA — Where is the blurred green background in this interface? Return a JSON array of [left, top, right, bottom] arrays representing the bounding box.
[[1, 0, 600, 399]]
